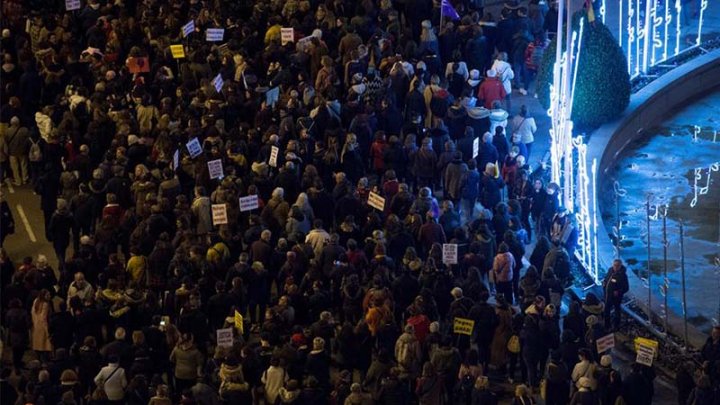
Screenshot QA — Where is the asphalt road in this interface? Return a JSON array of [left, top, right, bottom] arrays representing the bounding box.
[[2, 180, 62, 273]]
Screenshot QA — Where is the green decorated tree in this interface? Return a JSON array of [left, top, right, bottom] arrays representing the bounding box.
[[537, 12, 631, 130]]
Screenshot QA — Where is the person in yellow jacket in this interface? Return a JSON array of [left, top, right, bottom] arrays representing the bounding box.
[[126, 247, 148, 286], [206, 235, 230, 270]]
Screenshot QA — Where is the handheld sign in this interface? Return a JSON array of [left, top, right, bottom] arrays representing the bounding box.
[[269, 146, 279, 167], [173, 150, 180, 170], [208, 159, 224, 180], [473, 137, 479, 159], [633, 337, 659, 354], [367, 191, 385, 211], [453, 318, 475, 335], [635, 343, 656, 367], [281, 28, 295, 45], [170, 44, 185, 59], [206, 28, 225, 42], [65, 0, 81, 11], [596, 333, 615, 354], [239, 195, 260, 212], [265, 86, 280, 107], [216, 328, 234, 348], [212, 74, 224, 93], [442, 244, 458, 265], [186, 138, 202, 158], [182, 20, 195, 37], [234, 311, 244, 334], [212, 204, 228, 225]]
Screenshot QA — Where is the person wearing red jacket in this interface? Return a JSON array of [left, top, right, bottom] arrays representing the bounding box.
[[477, 69, 507, 109], [369, 131, 389, 177]]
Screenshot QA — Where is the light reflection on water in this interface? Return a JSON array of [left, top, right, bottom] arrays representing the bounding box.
[[601, 92, 720, 330]]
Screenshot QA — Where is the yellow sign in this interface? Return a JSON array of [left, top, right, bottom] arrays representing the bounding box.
[[234, 310, 244, 334], [453, 317, 475, 335], [633, 337, 659, 357], [170, 44, 185, 59]]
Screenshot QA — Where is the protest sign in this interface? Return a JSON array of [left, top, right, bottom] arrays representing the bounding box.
[[65, 0, 81, 11], [453, 318, 475, 335], [473, 137, 479, 159], [173, 150, 180, 170], [212, 204, 228, 225], [281, 28, 295, 45], [170, 44, 185, 59], [239, 195, 260, 212], [269, 146, 279, 167], [443, 244, 458, 264], [206, 28, 225, 42], [216, 328, 233, 347], [182, 20, 195, 37], [212, 74, 224, 93], [636, 343, 656, 366], [186, 138, 202, 158], [596, 333, 615, 354], [208, 159, 224, 179], [367, 192, 386, 211], [234, 311, 244, 334]]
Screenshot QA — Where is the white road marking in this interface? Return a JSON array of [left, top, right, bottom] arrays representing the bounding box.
[[16, 204, 37, 243], [5, 180, 14, 194]]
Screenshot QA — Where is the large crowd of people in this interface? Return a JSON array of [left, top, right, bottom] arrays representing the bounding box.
[[0, 0, 716, 404]]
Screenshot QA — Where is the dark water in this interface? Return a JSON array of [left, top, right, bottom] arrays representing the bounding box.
[[601, 92, 720, 330]]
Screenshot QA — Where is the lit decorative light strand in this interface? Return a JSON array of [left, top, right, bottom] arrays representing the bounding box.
[[675, 0, 682, 55], [664, 0, 671, 61], [547, 16, 597, 283], [697, 0, 708, 46]]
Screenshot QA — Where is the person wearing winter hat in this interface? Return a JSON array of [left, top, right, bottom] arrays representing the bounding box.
[[477, 68, 506, 109]]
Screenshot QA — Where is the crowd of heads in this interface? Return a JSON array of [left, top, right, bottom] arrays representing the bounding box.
[[0, 0, 681, 404]]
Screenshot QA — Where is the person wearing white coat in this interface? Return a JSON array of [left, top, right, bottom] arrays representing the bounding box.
[[491, 52, 515, 111], [94, 357, 128, 403], [261, 358, 289, 404]]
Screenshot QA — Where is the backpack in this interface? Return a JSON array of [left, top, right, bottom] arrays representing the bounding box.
[[507, 335, 521, 353], [530, 44, 546, 70], [396, 337, 417, 369], [429, 88, 450, 118], [454, 374, 475, 405], [29, 138, 43, 162]]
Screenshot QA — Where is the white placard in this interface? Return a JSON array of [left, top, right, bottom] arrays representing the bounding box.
[[239, 195, 260, 212], [186, 138, 202, 158], [596, 333, 615, 354], [281, 28, 294, 45], [442, 243, 458, 264], [635, 344, 656, 367], [269, 146, 279, 167], [212, 73, 224, 93], [216, 327, 233, 347], [212, 204, 228, 225], [367, 191, 385, 211], [182, 20, 195, 37], [65, 0, 81, 11], [266, 86, 280, 107], [206, 28, 225, 42], [173, 150, 180, 170], [208, 159, 224, 179], [473, 137, 479, 159]]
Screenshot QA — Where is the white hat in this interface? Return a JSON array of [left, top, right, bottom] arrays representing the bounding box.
[[468, 69, 481, 87], [312, 29, 323, 39], [421, 20, 432, 29], [486, 69, 497, 78]]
